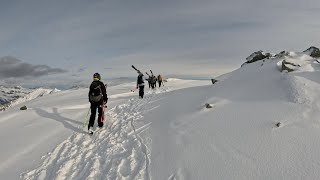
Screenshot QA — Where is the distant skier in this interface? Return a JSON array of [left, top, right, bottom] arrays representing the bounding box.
[[150, 75, 157, 89], [157, 74, 163, 87], [137, 71, 145, 98], [146, 75, 151, 88], [88, 73, 108, 134]]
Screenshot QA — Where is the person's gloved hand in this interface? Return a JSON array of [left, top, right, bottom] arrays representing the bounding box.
[[104, 97, 108, 103]]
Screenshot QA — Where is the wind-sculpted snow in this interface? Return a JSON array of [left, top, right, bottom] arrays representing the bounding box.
[[22, 87, 169, 180]]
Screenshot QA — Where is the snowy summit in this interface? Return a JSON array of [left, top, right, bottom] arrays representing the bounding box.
[[1, 47, 320, 179]]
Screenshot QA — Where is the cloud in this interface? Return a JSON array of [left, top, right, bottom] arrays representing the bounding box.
[[0, 56, 67, 79], [77, 68, 87, 72], [1, 0, 320, 88]]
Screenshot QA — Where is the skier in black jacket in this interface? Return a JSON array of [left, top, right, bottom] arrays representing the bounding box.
[[136, 71, 145, 98], [88, 73, 108, 134]]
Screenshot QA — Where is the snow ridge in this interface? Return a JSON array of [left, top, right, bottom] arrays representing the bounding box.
[[22, 87, 169, 180]]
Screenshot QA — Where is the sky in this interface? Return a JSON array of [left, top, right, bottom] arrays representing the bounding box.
[[0, 0, 320, 88]]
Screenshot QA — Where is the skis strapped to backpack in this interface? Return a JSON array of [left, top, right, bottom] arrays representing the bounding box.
[[150, 70, 157, 83], [132, 65, 139, 72]]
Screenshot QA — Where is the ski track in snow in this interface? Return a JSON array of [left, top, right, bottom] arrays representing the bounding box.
[[22, 87, 169, 180]]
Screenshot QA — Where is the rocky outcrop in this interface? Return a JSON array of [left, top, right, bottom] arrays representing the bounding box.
[[241, 51, 272, 67], [246, 51, 272, 63], [303, 46, 320, 58], [281, 60, 301, 72], [275, 51, 290, 58]]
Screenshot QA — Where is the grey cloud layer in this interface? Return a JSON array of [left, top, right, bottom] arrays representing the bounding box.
[[0, 56, 67, 78], [0, 0, 320, 83]]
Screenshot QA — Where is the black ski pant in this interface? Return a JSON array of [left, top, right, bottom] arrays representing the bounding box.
[[158, 81, 162, 87], [151, 83, 156, 89], [148, 82, 151, 88], [139, 85, 144, 98], [89, 101, 103, 129]]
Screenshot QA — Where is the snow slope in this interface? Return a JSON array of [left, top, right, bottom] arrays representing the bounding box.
[[0, 79, 208, 180], [3, 51, 320, 180]]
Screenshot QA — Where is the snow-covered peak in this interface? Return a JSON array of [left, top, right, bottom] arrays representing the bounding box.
[[50, 88, 61, 94]]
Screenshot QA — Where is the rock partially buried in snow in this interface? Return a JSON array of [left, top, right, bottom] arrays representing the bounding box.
[[205, 103, 213, 109], [20, 105, 27, 110], [244, 51, 272, 63], [275, 51, 290, 58], [211, 79, 218, 84], [281, 60, 301, 72], [275, 122, 281, 127], [303, 46, 320, 58]]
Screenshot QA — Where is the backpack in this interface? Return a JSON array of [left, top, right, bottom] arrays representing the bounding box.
[[151, 76, 157, 83], [137, 74, 144, 85], [89, 81, 102, 102]]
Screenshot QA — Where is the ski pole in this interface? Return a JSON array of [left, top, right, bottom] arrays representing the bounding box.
[[83, 107, 90, 128]]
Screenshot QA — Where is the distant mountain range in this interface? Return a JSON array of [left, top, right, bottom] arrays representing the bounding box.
[[0, 86, 59, 111]]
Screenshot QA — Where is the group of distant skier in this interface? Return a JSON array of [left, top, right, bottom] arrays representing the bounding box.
[[133, 65, 164, 99], [86, 66, 164, 134], [146, 73, 163, 89]]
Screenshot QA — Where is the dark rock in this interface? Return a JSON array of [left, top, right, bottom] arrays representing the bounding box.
[[275, 51, 290, 58], [246, 51, 272, 63], [281, 60, 301, 72], [242, 51, 272, 67], [20, 105, 27, 110], [205, 103, 213, 109], [303, 46, 320, 58], [211, 79, 218, 84]]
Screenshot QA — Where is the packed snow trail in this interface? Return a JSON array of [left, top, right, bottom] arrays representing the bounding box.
[[22, 87, 168, 180]]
